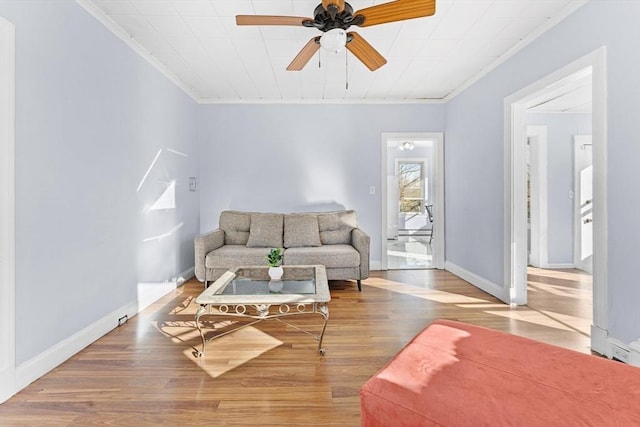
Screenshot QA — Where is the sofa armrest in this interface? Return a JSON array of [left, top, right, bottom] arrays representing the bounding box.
[[351, 228, 370, 279], [194, 229, 225, 282]]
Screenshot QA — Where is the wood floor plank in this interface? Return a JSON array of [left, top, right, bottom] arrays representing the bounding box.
[[0, 269, 593, 426]]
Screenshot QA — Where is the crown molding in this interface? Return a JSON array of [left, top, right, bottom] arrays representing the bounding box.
[[443, 0, 589, 102], [197, 97, 446, 105], [74, 0, 200, 103]]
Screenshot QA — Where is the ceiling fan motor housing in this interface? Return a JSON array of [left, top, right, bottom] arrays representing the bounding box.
[[304, 2, 365, 32]]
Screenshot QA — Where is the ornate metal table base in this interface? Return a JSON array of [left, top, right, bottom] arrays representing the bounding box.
[[195, 302, 329, 357]]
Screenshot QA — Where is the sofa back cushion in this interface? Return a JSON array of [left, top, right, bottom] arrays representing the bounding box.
[[246, 213, 284, 248], [284, 214, 322, 248], [219, 211, 251, 245], [317, 210, 357, 245]]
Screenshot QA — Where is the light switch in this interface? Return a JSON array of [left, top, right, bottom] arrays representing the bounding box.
[[369, 186, 375, 195], [189, 177, 197, 192]]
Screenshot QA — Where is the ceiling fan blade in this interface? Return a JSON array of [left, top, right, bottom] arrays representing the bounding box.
[[236, 15, 310, 26], [322, 0, 345, 13], [355, 0, 436, 27], [287, 37, 321, 71], [346, 32, 387, 71]]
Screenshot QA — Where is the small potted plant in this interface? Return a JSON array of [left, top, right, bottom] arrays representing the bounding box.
[[267, 247, 284, 280]]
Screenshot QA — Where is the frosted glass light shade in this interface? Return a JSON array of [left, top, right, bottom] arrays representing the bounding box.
[[320, 28, 347, 53]]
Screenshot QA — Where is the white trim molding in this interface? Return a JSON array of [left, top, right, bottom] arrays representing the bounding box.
[[526, 125, 548, 269], [0, 16, 16, 404], [445, 261, 508, 302], [16, 301, 138, 392], [136, 266, 195, 313], [504, 47, 608, 351], [380, 132, 445, 271], [629, 339, 640, 367], [74, 0, 199, 103]]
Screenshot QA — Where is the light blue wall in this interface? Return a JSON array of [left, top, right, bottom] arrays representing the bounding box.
[[3, 0, 639, 372], [527, 113, 592, 265], [445, 1, 640, 343], [0, 0, 199, 364], [198, 104, 445, 263]]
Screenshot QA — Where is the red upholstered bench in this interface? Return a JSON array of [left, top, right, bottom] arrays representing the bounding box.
[[360, 319, 640, 426]]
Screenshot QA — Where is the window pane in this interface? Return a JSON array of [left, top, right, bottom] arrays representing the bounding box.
[[398, 162, 423, 213]]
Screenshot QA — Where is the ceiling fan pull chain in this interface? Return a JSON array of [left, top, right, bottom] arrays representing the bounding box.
[[318, 49, 321, 68], [345, 50, 349, 90]]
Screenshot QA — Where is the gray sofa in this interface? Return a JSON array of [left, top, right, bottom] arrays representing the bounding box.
[[194, 210, 370, 291]]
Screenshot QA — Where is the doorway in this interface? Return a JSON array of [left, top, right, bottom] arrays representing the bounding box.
[[574, 135, 593, 274], [504, 47, 607, 354], [380, 133, 444, 270], [0, 16, 16, 403], [390, 156, 433, 269]]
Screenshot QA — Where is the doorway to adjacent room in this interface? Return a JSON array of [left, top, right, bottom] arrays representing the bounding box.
[[381, 133, 444, 270]]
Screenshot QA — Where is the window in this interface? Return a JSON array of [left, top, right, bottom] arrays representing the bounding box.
[[398, 161, 424, 213]]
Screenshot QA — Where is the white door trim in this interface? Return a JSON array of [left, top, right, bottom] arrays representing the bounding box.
[[0, 16, 16, 403], [504, 47, 607, 352], [527, 126, 548, 268], [573, 135, 593, 274], [381, 133, 444, 270]]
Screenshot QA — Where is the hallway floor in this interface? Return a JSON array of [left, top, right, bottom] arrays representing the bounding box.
[[387, 235, 433, 269]]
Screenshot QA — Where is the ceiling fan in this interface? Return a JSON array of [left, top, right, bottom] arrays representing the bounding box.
[[236, 0, 436, 72]]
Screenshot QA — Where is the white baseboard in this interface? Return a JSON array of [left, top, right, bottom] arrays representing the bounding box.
[[15, 266, 195, 395], [590, 325, 609, 356], [137, 266, 195, 312], [176, 266, 195, 285], [16, 300, 138, 392], [370, 260, 382, 271], [590, 326, 640, 368], [445, 261, 508, 302], [539, 263, 575, 269], [629, 339, 640, 367]]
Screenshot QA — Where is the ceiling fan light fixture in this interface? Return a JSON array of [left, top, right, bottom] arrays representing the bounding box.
[[398, 141, 415, 151], [320, 28, 347, 53]]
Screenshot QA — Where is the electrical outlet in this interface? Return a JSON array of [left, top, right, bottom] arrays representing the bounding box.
[[611, 344, 630, 363], [118, 315, 128, 327]]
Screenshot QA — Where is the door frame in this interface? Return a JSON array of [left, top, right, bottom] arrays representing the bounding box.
[[503, 47, 607, 352], [526, 126, 548, 268], [0, 16, 16, 403], [573, 135, 593, 273], [381, 132, 444, 270]]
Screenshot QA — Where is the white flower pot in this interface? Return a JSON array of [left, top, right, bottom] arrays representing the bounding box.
[[268, 279, 284, 293], [268, 266, 283, 280]]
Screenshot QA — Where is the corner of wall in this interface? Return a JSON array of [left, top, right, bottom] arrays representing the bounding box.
[[445, 261, 508, 302]]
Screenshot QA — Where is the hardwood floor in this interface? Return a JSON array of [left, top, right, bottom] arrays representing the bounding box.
[[0, 269, 592, 426]]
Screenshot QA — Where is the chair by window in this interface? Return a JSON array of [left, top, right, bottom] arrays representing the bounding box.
[[425, 204, 434, 244]]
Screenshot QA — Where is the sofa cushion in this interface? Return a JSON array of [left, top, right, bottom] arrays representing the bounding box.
[[284, 214, 322, 248], [219, 211, 251, 245], [246, 213, 284, 248], [205, 245, 271, 268], [284, 245, 360, 268], [317, 210, 357, 245]]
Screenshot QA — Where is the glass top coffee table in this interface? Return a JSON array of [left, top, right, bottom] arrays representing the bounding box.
[[194, 265, 330, 357]]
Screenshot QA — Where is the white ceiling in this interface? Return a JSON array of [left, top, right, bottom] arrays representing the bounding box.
[[81, 0, 587, 103]]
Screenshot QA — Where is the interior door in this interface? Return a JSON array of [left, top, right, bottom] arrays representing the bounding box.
[[574, 135, 593, 274]]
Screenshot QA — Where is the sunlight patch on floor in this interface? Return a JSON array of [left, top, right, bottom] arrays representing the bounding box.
[[528, 282, 591, 299], [484, 309, 575, 332], [539, 309, 591, 336], [366, 279, 490, 304], [185, 326, 283, 378], [388, 250, 433, 261]]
